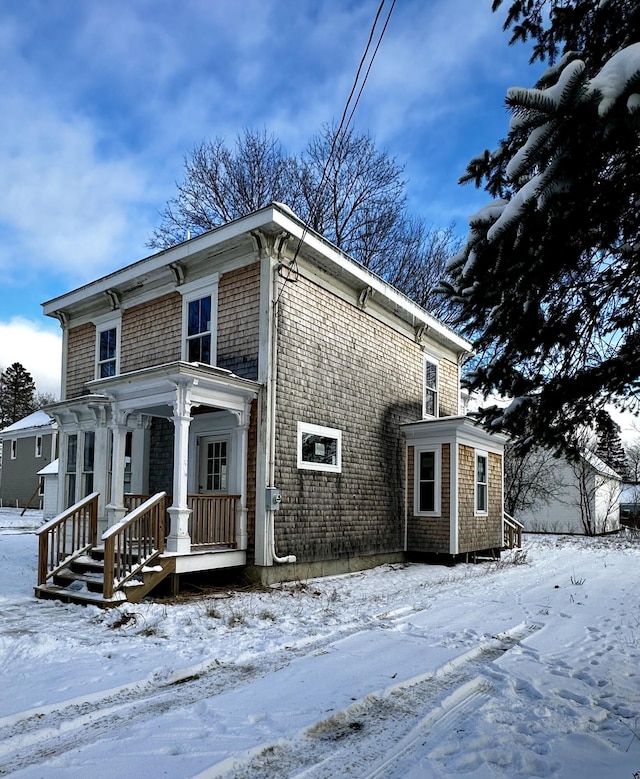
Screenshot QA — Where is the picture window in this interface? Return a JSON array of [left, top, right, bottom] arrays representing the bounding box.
[[297, 423, 342, 473]]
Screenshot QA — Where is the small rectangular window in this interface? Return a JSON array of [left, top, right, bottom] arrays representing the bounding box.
[[35, 435, 43, 458], [297, 423, 342, 473], [11, 439, 17, 460], [423, 357, 439, 417], [476, 451, 488, 515]]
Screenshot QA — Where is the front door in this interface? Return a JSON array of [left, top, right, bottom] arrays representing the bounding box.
[[198, 436, 229, 494]]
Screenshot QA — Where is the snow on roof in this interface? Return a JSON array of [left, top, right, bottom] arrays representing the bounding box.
[[37, 458, 59, 476], [0, 410, 55, 435], [580, 448, 622, 480]]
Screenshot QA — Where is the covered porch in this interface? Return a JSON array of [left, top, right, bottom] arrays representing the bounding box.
[[37, 362, 260, 605]]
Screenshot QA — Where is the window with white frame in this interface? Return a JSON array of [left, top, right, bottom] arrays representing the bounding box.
[[35, 435, 43, 458], [423, 356, 439, 417], [414, 446, 440, 515], [10, 439, 17, 460], [297, 422, 342, 473], [180, 278, 218, 365], [475, 450, 488, 515], [82, 431, 95, 496], [65, 434, 78, 508], [93, 312, 121, 379]]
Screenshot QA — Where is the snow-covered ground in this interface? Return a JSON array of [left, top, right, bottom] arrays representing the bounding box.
[[0, 508, 638, 778]]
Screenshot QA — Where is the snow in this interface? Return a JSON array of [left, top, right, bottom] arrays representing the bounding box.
[[1, 508, 638, 778], [588, 43, 640, 117], [0, 410, 54, 435]]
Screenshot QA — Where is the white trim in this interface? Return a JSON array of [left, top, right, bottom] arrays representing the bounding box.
[[413, 445, 441, 516], [10, 439, 17, 460], [35, 435, 43, 458], [180, 278, 219, 365], [297, 422, 342, 473], [450, 442, 459, 555], [475, 449, 489, 516]]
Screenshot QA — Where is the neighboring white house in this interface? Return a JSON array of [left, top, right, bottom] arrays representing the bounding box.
[[37, 458, 59, 521], [518, 449, 622, 535]]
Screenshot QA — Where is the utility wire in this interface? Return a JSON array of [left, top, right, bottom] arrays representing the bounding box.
[[281, 0, 396, 282]]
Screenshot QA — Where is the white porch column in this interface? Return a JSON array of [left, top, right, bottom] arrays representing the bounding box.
[[106, 412, 128, 527], [232, 400, 251, 550], [167, 381, 193, 554]]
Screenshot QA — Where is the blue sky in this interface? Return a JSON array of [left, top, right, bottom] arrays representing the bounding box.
[[0, 0, 538, 395]]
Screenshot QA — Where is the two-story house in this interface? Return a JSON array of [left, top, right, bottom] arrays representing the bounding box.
[[36, 204, 512, 605]]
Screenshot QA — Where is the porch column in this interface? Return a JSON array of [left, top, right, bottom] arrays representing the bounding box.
[[106, 413, 128, 527], [167, 381, 193, 554], [233, 401, 251, 550]]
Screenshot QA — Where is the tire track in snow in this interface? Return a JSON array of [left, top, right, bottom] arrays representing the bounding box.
[[202, 622, 542, 779], [0, 607, 423, 776]]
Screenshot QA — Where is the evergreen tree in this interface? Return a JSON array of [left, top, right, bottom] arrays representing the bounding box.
[[595, 412, 629, 478], [0, 362, 36, 427], [440, 0, 640, 455]]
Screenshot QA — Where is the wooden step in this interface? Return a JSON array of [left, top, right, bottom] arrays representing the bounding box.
[[34, 583, 126, 607]]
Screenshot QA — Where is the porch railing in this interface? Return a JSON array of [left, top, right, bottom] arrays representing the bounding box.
[[188, 494, 239, 547], [503, 512, 524, 549], [103, 492, 167, 600], [37, 493, 99, 586], [124, 493, 239, 548]]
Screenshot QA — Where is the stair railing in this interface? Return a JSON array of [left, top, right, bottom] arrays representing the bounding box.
[[503, 512, 524, 549], [37, 493, 99, 586], [102, 492, 167, 599]]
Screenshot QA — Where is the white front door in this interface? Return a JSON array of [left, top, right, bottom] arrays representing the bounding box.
[[198, 436, 229, 494]]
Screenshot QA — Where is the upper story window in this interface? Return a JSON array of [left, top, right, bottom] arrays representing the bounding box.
[[11, 439, 17, 460], [187, 296, 212, 362], [475, 450, 488, 515], [93, 312, 121, 380], [423, 356, 439, 418], [180, 277, 219, 366], [414, 446, 440, 516], [35, 436, 43, 458]]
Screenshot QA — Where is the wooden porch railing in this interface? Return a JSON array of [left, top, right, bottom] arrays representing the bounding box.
[[504, 512, 524, 549], [124, 493, 239, 548], [102, 492, 167, 600], [36, 493, 99, 586], [188, 494, 239, 547]]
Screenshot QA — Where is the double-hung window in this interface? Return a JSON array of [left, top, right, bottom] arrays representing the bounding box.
[[475, 450, 488, 515], [414, 446, 440, 515], [93, 312, 121, 379], [10, 439, 17, 460], [180, 278, 218, 366], [35, 435, 43, 458], [423, 356, 439, 418]]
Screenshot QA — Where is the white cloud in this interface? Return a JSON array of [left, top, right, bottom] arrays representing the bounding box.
[[0, 319, 62, 398]]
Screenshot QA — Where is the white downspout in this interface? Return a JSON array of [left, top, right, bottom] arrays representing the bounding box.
[[268, 256, 296, 565]]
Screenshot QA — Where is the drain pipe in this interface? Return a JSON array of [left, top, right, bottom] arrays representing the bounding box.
[[268, 248, 296, 565]]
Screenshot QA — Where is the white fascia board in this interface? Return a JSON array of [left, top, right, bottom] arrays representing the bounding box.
[[268, 208, 472, 356], [42, 208, 280, 318], [402, 415, 507, 455]]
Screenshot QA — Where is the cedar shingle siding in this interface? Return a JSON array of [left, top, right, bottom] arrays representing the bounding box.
[[121, 293, 182, 373], [217, 262, 261, 380], [272, 271, 458, 563]]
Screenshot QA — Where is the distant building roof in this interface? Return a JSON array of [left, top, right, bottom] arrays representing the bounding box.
[[38, 458, 59, 476], [0, 410, 55, 436]]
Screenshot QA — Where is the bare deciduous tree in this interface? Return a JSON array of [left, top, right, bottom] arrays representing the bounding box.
[[504, 443, 564, 518], [149, 125, 458, 320]]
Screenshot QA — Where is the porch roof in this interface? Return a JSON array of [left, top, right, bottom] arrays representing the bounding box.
[[402, 414, 508, 454], [85, 361, 260, 416]]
